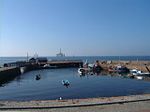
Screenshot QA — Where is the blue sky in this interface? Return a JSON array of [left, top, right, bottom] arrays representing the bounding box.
[[0, 0, 150, 56]]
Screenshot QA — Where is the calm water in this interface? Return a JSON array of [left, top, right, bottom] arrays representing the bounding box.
[[0, 68, 150, 101], [0, 56, 150, 101]]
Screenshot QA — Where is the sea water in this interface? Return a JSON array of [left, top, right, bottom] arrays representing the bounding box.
[[0, 56, 150, 101], [0, 68, 150, 100]]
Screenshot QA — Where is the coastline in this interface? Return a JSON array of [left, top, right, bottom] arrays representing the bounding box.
[[0, 60, 150, 111], [0, 94, 150, 109]]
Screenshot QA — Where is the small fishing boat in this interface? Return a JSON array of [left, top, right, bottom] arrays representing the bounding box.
[[78, 68, 84, 74], [36, 74, 41, 80], [43, 64, 58, 69], [43, 64, 50, 68], [108, 65, 129, 73], [93, 60, 102, 73], [62, 80, 70, 86], [130, 69, 139, 75], [93, 66, 102, 73], [135, 76, 143, 80], [130, 69, 150, 76], [78, 68, 86, 74], [78, 68, 91, 75]]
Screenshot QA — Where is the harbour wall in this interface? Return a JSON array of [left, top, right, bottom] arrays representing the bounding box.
[[0, 60, 83, 85], [0, 67, 21, 85], [0, 64, 44, 85], [1, 60, 150, 86]]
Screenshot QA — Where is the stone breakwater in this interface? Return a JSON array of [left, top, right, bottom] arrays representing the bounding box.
[[0, 67, 21, 85]]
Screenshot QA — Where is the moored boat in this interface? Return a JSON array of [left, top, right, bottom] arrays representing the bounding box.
[[35, 74, 41, 80], [108, 65, 129, 73], [78, 68, 91, 75], [135, 76, 143, 80], [130, 69, 150, 76], [62, 80, 70, 86]]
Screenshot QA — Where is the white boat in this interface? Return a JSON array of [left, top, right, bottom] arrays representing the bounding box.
[[78, 68, 91, 75], [43, 64, 57, 69], [130, 69, 140, 75], [20, 67, 26, 74], [88, 64, 94, 68], [135, 76, 143, 80], [43, 64, 50, 68], [130, 69, 150, 76]]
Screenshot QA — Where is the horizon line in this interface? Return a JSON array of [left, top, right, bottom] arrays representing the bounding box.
[[1, 55, 150, 57]]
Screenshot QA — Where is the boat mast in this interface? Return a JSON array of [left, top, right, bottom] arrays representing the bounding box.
[[26, 52, 29, 62], [60, 48, 62, 54]]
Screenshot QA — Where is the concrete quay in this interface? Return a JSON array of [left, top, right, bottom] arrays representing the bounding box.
[[0, 94, 150, 111], [0, 60, 83, 85], [46, 60, 83, 68]]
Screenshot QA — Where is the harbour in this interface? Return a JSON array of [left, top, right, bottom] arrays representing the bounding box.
[[0, 67, 150, 101], [1, 56, 150, 87], [0, 58, 83, 86], [1, 0, 150, 111], [0, 56, 150, 101]]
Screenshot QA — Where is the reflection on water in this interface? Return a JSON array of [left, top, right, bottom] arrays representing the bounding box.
[[0, 68, 150, 101]]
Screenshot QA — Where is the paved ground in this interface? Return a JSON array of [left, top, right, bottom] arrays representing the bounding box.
[[1, 100, 150, 112], [0, 94, 150, 112]]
